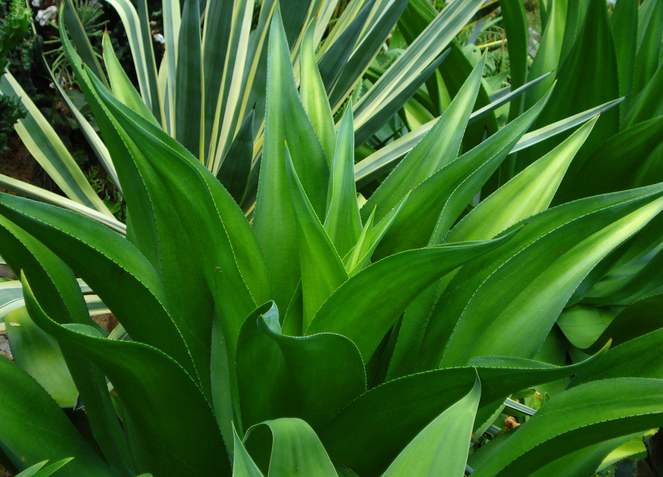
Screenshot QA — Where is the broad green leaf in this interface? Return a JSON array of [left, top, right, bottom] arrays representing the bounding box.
[[285, 151, 347, 326], [610, 0, 637, 103], [527, 436, 637, 477], [383, 378, 480, 477], [566, 116, 663, 197], [632, 0, 663, 93], [0, 193, 194, 375], [362, 58, 484, 222], [0, 356, 112, 477], [218, 111, 254, 203], [254, 8, 328, 310], [437, 184, 663, 368], [324, 106, 362, 257], [0, 73, 110, 214], [5, 308, 77, 407], [307, 235, 510, 362], [322, 355, 597, 475], [175, 0, 203, 156], [472, 378, 663, 477], [245, 418, 338, 477], [300, 25, 335, 160], [530, 0, 619, 190], [233, 427, 264, 477], [573, 325, 663, 384], [448, 116, 598, 242], [237, 302, 365, 429], [22, 277, 230, 476], [102, 32, 155, 124], [557, 305, 615, 349], [0, 213, 137, 474]]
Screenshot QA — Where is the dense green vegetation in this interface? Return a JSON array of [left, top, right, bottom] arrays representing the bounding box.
[[0, 0, 662, 476]]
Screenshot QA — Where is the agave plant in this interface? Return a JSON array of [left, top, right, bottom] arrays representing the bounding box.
[[0, 0, 613, 386], [1, 1, 663, 475]]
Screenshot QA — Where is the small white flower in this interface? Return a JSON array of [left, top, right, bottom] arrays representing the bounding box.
[[36, 5, 57, 26], [31, 0, 41, 7], [153, 33, 165, 45]]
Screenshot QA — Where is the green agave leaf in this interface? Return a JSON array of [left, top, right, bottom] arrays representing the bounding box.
[[375, 89, 550, 256], [5, 308, 77, 408], [383, 377, 480, 477], [285, 149, 347, 327], [324, 106, 362, 258], [15, 458, 74, 477], [528, 0, 619, 187], [254, 8, 328, 310], [0, 73, 110, 214], [362, 58, 484, 223], [527, 436, 637, 477], [245, 418, 338, 477], [0, 193, 194, 374], [557, 305, 615, 350], [22, 276, 230, 476], [632, 0, 663, 93], [573, 324, 663, 384], [624, 62, 663, 128], [448, 116, 598, 242], [322, 354, 596, 475], [307, 235, 511, 363], [102, 32, 155, 124], [472, 378, 663, 477], [566, 116, 663, 197], [218, 111, 254, 203], [237, 302, 365, 429], [524, 0, 567, 107], [300, 25, 335, 161], [0, 356, 112, 477], [0, 213, 137, 474], [233, 426, 263, 477], [436, 184, 663, 368], [499, 0, 527, 119], [175, 0, 203, 156], [610, 0, 637, 103]]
